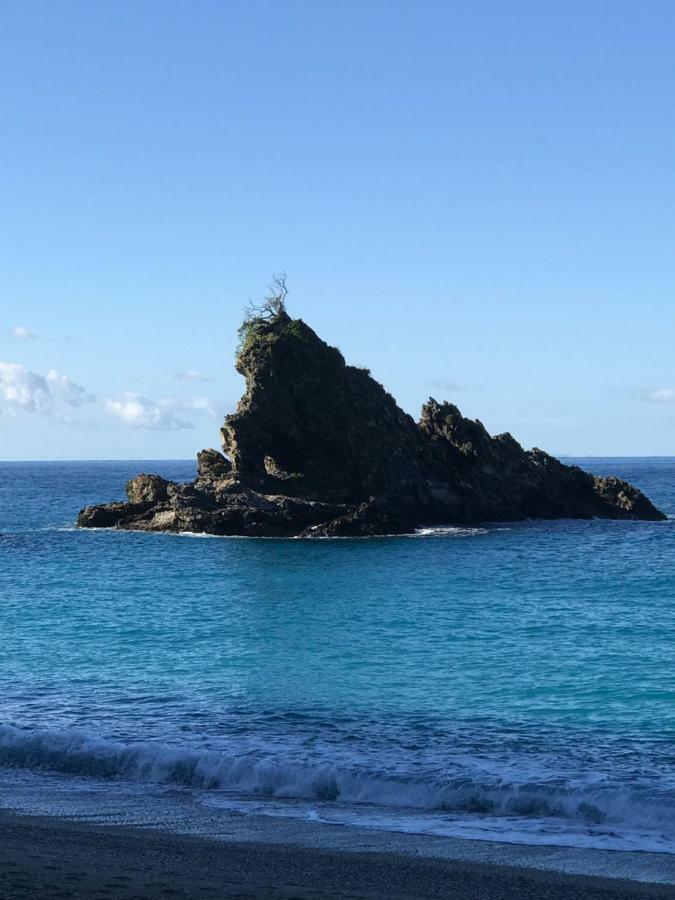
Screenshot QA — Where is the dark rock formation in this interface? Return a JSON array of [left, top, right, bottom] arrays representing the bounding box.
[[78, 308, 666, 536], [196, 448, 231, 482], [125, 473, 170, 505]]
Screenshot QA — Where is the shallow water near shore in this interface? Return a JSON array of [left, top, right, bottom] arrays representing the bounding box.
[[1, 458, 674, 873]]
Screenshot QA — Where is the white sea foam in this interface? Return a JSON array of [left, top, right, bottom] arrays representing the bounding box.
[[65, 523, 494, 541], [413, 526, 489, 537], [1, 724, 674, 854]]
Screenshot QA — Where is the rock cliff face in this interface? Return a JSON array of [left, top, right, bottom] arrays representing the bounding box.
[[78, 309, 666, 536]]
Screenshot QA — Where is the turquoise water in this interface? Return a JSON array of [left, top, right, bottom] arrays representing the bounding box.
[[1, 458, 674, 852]]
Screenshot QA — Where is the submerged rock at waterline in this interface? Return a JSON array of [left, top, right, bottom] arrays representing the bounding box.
[[78, 308, 666, 536]]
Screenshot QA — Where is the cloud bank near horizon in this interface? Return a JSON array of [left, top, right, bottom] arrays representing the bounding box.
[[0, 360, 219, 431], [0, 362, 91, 419]]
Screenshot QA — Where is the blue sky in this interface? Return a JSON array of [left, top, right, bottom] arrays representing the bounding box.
[[1, 0, 673, 459]]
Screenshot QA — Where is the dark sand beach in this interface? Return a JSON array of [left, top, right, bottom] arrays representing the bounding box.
[[0, 812, 673, 900]]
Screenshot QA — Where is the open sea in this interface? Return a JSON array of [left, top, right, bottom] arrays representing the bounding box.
[[1, 458, 675, 866]]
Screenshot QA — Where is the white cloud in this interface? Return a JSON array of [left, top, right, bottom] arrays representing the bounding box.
[[0, 363, 217, 432], [46, 370, 93, 406], [186, 396, 218, 417], [174, 369, 216, 382], [0, 362, 90, 416], [104, 392, 219, 430], [8, 326, 37, 340], [0, 362, 50, 411], [641, 388, 675, 403], [105, 393, 194, 430], [3, 325, 81, 343], [430, 379, 468, 393]]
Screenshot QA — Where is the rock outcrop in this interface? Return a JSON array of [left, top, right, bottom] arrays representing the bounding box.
[[78, 308, 666, 536]]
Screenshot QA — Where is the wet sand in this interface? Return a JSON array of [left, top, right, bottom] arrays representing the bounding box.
[[0, 811, 673, 900]]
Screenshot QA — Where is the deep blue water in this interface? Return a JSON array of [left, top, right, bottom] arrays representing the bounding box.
[[0, 458, 674, 852]]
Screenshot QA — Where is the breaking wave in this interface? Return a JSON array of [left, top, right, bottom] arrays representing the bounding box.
[[1, 724, 674, 847]]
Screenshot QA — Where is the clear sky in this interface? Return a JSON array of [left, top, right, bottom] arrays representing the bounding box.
[[1, 0, 673, 459]]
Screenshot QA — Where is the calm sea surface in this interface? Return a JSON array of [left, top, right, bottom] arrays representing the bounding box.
[[0, 458, 674, 853]]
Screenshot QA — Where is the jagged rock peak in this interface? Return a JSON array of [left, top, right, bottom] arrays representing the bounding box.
[[220, 309, 421, 501]]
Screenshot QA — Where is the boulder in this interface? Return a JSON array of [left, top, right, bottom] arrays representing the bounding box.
[[125, 474, 170, 505], [196, 449, 231, 482]]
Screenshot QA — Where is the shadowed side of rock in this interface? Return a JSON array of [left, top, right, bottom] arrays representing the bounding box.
[[219, 313, 426, 504], [77, 309, 666, 536]]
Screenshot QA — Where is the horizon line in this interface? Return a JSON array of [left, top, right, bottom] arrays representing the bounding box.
[[1, 455, 674, 464]]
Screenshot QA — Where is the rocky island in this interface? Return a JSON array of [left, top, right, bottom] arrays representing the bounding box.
[[78, 303, 665, 536]]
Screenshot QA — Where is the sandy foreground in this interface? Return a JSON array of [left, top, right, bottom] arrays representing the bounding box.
[[0, 812, 673, 900]]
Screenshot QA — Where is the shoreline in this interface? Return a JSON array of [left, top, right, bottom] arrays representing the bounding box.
[[3, 767, 675, 883], [0, 811, 674, 900]]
